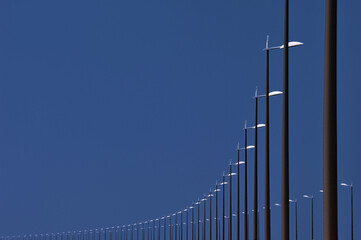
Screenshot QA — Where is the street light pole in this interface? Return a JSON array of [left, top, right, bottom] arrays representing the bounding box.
[[323, 0, 338, 238], [303, 195, 314, 240], [244, 123, 248, 240], [282, 0, 290, 239], [254, 88, 259, 240], [341, 183, 354, 240]]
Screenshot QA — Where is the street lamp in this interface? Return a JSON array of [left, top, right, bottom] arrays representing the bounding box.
[[289, 200, 298, 240], [247, 94, 266, 240], [256, 81, 283, 240], [340, 183, 354, 240], [227, 160, 237, 240], [236, 144, 245, 240], [220, 173, 228, 240], [241, 121, 256, 240], [303, 195, 314, 240], [208, 191, 213, 240], [214, 183, 221, 240]]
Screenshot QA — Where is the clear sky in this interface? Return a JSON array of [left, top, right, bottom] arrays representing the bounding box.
[[0, 0, 360, 239]]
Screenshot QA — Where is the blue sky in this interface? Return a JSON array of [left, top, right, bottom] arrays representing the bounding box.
[[0, 0, 360, 239]]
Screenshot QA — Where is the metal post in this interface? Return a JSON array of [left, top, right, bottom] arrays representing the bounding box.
[[204, 199, 206, 240], [210, 190, 212, 240], [244, 123, 249, 240], [311, 198, 314, 240], [254, 90, 258, 240], [237, 147, 240, 240], [323, 0, 338, 239], [282, 0, 290, 239], [229, 163, 233, 240], [216, 183, 219, 240], [265, 36, 271, 240], [223, 174, 226, 240], [295, 202, 298, 240], [351, 185, 353, 240]]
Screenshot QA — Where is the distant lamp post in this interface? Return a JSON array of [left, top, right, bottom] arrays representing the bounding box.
[[303, 195, 314, 240], [227, 160, 237, 240], [340, 183, 354, 240], [289, 200, 298, 240]]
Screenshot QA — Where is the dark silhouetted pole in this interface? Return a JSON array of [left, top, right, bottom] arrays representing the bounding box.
[[210, 190, 212, 240], [282, 0, 290, 239], [323, 0, 338, 239], [198, 202, 200, 240], [204, 198, 206, 240], [215, 183, 219, 240], [254, 88, 259, 240], [237, 146, 240, 240], [229, 162, 233, 240], [163, 218, 166, 240], [303, 195, 314, 240], [181, 212, 183, 240], [264, 36, 271, 240], [192, 205, 195, 240], [222, 174, 226, 240], [244, 123, 249, 240]]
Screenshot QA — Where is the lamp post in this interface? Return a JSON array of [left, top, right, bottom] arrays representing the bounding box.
[[303, 195, 314, 240], [220, 174, 228, 240], [236, 144, 245, 240], [196, 201, 201, 240], [228, 161, 237, 240], [323, 0, 338, 238], [289, 200, 298, 240], [246, 98, 266, 240], [191, 205, 195, 240], [340, 183, 353, 240], [209, 190, 213, 240], [202, 197, 207, 240], [215, 183, 220, 240]]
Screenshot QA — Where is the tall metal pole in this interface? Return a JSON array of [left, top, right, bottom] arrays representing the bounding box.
[[222, 174, 226, 240], [229, 162, 233, 240], [198, 202, 200, 240], [164, 219, 166, 240], [210, 190, 212, 240], [351, 185, 353, 240], [192, 205, 195, 240], [295, 201, 298, 240], [282, 0, 290, 239], [204, 199, 206, 240], [311, 198, 314, 240], [323, 0, 338, 239], [237, 146, 240, 240], [216, 183, 219, 240], [254, 89, 258, 240], [265, 36, 271, 240], [176, 215, 178, 240], [187, 209, 189, 240], [244, 123, 249, 240], [181, 212, 183, 240], [159, 219, 161, 240]]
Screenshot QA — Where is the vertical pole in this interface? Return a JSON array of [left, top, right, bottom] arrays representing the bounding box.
[[323, 0, 338, 238], [282, 0, 290, 239], [159, 220, 161, 240], [198, 203, 200, 240], [254, 91, 258, 240], [210, 190, 212, 240], [295, 202, 298, 240], [187, 209, 189, 240], [164, 219, 166, 240], [216, 184, 219, 240], [176, 216, 178, 240], [181, 212, 183, 240], [311, 198, 314, 240], [204, 200, 206, 240], [223, 174, 226, 240], [351, 186, 353, 240], [229, 163, 232, 240], [265, 36, 271, 240], [237, 147, 240, 240], [244, 124, 249, 240], [192, 205, 195, 240]]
